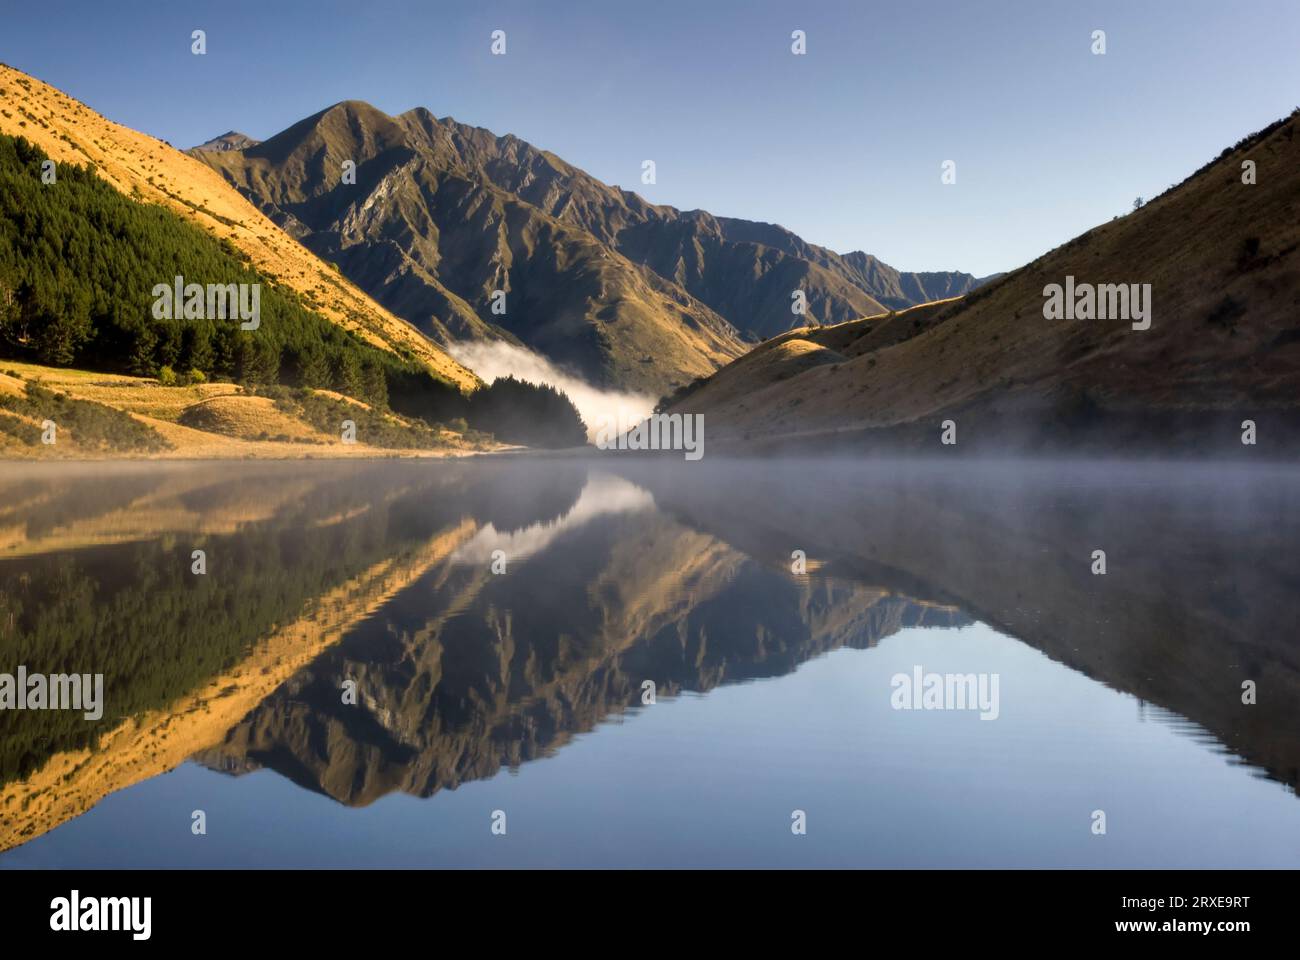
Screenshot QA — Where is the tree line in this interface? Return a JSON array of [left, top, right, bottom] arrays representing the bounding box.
[[0, 135, 587, 447]]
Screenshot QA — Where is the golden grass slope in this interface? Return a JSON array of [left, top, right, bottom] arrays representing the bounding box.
[[0, 64, 479, 392], [670, 113, 1300, 442], [0, 360, 491, 459]]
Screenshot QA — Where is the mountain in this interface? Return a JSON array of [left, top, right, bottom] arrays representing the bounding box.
[[193, 130, 261, 152], [0, 65, 477, 392], [193, 101, 984, 394], [838, 251, 996, 310], [664, 111, 1300, 453], [193, 102, 744, 395]]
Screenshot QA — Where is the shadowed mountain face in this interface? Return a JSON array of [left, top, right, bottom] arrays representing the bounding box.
[[193, 102, 983, 394], [667, 112, 1300, 453], [1, 459, 1296, 862]]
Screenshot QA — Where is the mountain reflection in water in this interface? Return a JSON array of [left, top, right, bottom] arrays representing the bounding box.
[[0, 458, 1296, 868]]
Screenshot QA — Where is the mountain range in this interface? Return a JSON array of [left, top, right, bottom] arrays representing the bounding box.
[[0, 64, 477, 393], [0, 65, 585, 457], [192, 101, 986, 395], [4, 61, 1294, 456]]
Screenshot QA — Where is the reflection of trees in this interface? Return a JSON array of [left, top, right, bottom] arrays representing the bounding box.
[[0, 460, 589, 785]]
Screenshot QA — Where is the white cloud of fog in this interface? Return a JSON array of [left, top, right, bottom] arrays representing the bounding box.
[[447, 340, 655, 442]]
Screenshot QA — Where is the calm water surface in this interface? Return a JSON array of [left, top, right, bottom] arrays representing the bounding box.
[[0, 458, 1296, 868]]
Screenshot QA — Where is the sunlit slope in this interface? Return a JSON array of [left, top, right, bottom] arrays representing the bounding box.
[[0, 64, 478, 391], [0, 361, 486, 459], [196, 100, 747, 395], [669, 113, 1300, 448]]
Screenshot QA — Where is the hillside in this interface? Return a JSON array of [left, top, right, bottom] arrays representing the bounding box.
[[0, 361, 494, 459], [667, 111, 1300, 454], [0, 64, 477, 392], [194, 101, 984, 394]]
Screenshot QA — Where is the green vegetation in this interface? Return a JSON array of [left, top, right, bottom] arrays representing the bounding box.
[[464, 376, 587, 448], [0, 135, 421, 403], [0, 380, 168, 452], [0, 409, 39, 444], [267, 378, 583, 449], [269, 386, 446, 449], [0, 135, 587, 449]]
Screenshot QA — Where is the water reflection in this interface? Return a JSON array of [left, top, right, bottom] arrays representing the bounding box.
[[0, 458, 1296, 865]]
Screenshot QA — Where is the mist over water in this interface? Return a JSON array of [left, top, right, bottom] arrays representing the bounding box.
[[447, 340, 655, 441]]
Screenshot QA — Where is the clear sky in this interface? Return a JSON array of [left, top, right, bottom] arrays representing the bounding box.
[[3, 0, 1298, 276]]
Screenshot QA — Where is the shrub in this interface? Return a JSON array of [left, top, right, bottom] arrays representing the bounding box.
[[654, 374, 710, 414], [0, 381, 169, 452], [273, 391, 446, 450]]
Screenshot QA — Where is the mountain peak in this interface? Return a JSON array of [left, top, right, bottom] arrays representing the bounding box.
[[192, 130, 260, 152], [192, 97, 988, 392]]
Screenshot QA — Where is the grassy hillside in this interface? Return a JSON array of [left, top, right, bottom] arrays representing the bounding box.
[[0, 72, 592, 452], [0, 134, 409, 404], [0, 63, 478, 392], [668, 111, 1300, 454], [0, 361, 493, 458]]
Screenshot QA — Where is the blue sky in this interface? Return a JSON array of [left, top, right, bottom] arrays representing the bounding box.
[[3, 0, 1298, 275]]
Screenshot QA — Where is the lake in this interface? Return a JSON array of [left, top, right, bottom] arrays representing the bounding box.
[[0, 457, 1297, 868]]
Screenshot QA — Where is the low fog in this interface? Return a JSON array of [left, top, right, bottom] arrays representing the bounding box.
[[447, 340, 655, 442]]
